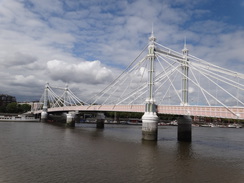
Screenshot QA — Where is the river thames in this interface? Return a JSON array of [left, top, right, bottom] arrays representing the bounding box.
[[0, 122, 243, 183]]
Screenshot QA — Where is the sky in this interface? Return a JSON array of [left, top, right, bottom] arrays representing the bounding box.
[[0, 0, 244, 102]]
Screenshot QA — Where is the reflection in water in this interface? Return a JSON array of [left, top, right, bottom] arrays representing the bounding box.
[[174, 142, 195, 182], [90, 128, 104, 139], [176, 142, 194, 160], [141, 139, 158, 146], [136, 140, 159, 182]]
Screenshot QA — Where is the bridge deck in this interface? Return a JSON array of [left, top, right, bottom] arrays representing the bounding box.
[[34, 105, 244, 120]]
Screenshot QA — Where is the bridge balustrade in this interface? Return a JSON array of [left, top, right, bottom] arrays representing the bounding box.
[[157, 105, 243, 119], [34, 104, 243, 120]]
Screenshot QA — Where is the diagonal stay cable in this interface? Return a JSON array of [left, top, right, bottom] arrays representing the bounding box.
[[89, 44, 149, 105], [189, 55, 244, 79], [156, 54, 240, 117], [191, 62, 244, 91], [156, 55, 183, 103], [190, 63, 244, 106]]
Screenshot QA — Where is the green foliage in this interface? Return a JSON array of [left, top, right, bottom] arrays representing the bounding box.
[[2, 102, 31, 113], [6, 102, 18, 113], [20, 104, 31, 112], [0, 105, 6, 113]]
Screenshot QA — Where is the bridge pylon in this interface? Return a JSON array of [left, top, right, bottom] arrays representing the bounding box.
[[142, 31, 159, 141], [177, 41, 192, 142], [41, 82, 49, 122], [181, 39, 189, 106]]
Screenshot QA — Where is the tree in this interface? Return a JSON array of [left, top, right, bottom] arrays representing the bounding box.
[[6, 102, 18, 113], [0, 105, 6, 113], [5, 103, 31, 113], [19, 104, 31, 113]]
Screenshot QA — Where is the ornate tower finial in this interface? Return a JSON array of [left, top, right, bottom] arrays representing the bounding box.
[[149, 23, 156, 42], [184, 36, 186, 49], [182, 36, 189, 56]]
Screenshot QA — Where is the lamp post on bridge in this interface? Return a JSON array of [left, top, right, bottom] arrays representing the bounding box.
[[142, 31, 159, 141]]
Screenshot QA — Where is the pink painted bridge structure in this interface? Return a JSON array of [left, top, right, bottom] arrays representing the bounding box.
[[34, 104, 243, 120], [33, 32, 244, 141]]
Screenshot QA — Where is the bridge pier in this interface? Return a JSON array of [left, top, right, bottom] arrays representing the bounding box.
[[142, 112, 158, 141], [66, 111, 76, 127], [177, 115, 192, 142], [96, 113, 105, 129], [41, 111, 48, 122]]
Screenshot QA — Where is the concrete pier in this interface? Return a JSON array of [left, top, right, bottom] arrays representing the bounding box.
[[66, 112, 76, 127], [96, 113, 105, 129], [177, 115, 192, 142], [74, 112, 81, 123], [41, 111, 48, 122], [142, 112, 158, 141]]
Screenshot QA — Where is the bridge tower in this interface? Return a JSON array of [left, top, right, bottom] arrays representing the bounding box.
[[178, 41, 192, 142], [64, 84, 68, 106], [41, 82, 49, 122], [181, 40, 189, 106], [142, 30, 159, 141]]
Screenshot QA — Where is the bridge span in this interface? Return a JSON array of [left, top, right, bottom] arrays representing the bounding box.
[[34, 104, 244, 120], [35, 31, 244, 141]]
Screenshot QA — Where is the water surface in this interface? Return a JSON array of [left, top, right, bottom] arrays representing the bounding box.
[[0, 122, 243, 183]]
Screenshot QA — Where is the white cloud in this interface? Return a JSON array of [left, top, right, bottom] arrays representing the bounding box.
[[2, 52, 37, 67], [0, 0, 243, 103], [46, 60, 113, 84], [12, 75, 38, 86]]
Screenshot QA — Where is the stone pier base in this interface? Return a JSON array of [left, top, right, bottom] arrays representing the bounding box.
[[66, 112, 76, 127], [41, 111, 48, 122], [177, 115, 192, 142], [142, 112, 158, 141]]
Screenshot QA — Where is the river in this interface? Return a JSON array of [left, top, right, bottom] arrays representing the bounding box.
[[0, 122, 243, 183]]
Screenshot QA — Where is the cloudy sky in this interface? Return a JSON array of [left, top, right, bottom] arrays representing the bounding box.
[[0, 0, 244, 102]]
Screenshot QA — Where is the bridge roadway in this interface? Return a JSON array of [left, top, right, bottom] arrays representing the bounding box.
[[34, 105, 244, 120]]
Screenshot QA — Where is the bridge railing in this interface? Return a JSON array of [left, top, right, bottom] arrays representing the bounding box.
[[33, 104, 244, 120], [157, 105, 244, 119]]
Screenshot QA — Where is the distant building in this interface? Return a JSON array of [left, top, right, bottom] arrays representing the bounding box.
[[0, 94, 16, 106], [18, 101, 40, 112]]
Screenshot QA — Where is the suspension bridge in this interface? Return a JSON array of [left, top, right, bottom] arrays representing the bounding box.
[[33, 31, 244, 141]]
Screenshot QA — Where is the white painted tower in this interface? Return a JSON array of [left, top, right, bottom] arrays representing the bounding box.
[[178, 40, 192, 142], [41, 82, 49, 121], [142, 30, 159, 141], [181, 39, 189, 106]]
